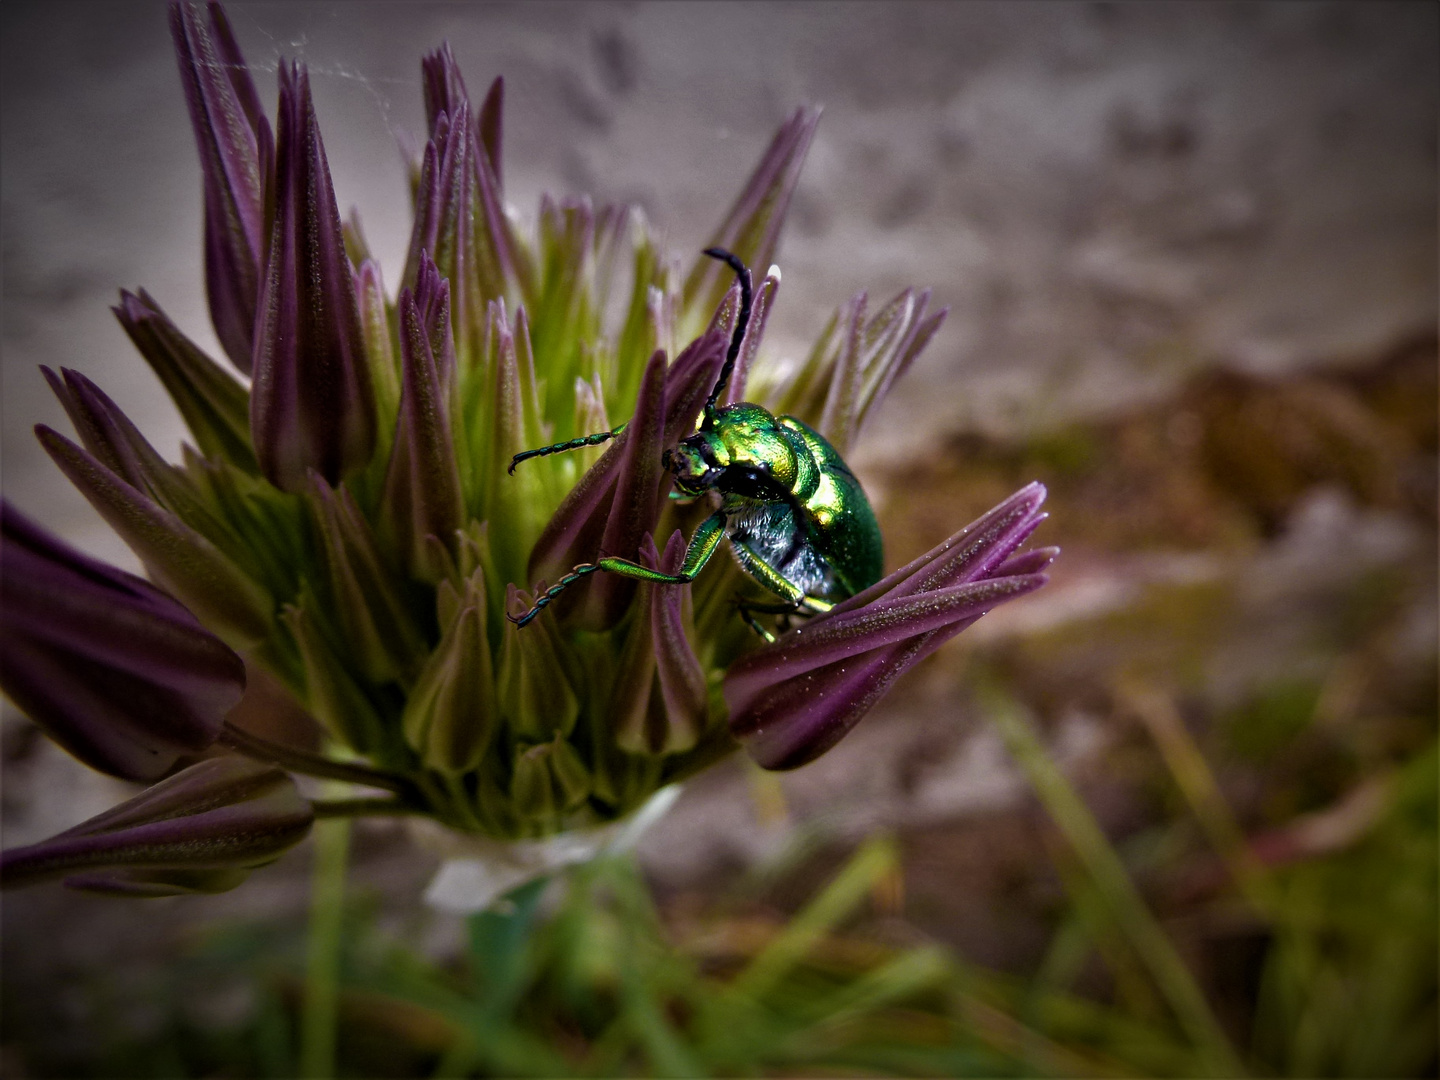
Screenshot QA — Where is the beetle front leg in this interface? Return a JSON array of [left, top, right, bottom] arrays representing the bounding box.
[[508, 512, 728, 627], [508, 422, 628, 474], [594, 510, 728, 584]]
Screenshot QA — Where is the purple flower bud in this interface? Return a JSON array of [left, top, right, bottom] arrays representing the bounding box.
[[683, 107, 819, 320], [381, 254, 464, 581], [774, 286, 948, 455], [0, 503, 244, 781], [524, 328, 727, 630], [0, 757, 312, 895], [34, 426, 274, 648], [725, 483, 1055, 770], [421, 43, 505, 185], [170, 1, 273, 373], [404, 67, 525, 352], [614, 532, 707, 756], [112, 289, 256, 471], [251, 62, 375, 492]]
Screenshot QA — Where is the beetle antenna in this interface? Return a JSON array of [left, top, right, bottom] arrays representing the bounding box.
[[700, 246, 753, 427]]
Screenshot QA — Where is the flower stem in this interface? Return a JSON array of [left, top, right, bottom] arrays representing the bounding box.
[[299, 791, 350, 1080], [979, 682, 1245, 1078], [219, 721, 414, 795]]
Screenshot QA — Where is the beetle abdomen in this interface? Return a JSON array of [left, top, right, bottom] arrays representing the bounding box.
[[727, 503, 840, 601], [776, 417, 884, 595]]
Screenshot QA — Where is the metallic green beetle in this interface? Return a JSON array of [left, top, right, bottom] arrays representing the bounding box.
[[507, 248, 883, 633]]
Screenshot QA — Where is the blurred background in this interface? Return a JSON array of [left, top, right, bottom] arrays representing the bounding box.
[[2, 2, 1435, 1076]]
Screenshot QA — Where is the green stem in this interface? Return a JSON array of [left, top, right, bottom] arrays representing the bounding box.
[[980, 683, 1245, 1078], [1122, 681, 1281, 917], [220, 722, 414, 795], [299, 798, 350, 1080]]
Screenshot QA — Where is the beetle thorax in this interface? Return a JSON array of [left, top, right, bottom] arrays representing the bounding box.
[[667, 404, 805, 501]]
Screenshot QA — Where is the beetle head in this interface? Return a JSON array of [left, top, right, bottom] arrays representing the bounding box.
[[665, 430, 726, 497]]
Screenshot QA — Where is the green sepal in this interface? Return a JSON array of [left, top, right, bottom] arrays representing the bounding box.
[[180, 450, 310, 601], [36, 426, 272, 648], [510, 732, 591, 826], [402, 570, 496, 774], [612, 232, 676, 402], [526, 196, 604, 425], [569, 372, 612, 478], [816, 292, 866, 454], [356, 259, 401, 460], [342, 207, 374, 269], [610, 583, 658, 757], [476, 301, 549, 585], [112, 290, 257, 471], [497, 584, 578, 742], [280, 594, 387, 755], [308, 476, 428, 685]]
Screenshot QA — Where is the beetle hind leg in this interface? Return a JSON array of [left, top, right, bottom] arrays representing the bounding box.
[[733, 597, 802, 642]]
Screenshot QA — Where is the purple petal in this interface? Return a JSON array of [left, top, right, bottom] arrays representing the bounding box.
[[251, 62, 375, 491], [855, 295, 948, 435], [477, 76, 504, 189], [43, 367, 222, 532], [729, 579, 1047, 772], [819, 481, 1049, 621], [62, 866, 252, 897], [722, 267, 780, 408], [726, 574, 1048, 706], [579, 349, 669, 629], [725, 484, 1053, 770], [526, 348, 668, 615], [650, 530, 707, 751], [403, 89, 522, 343], [421, 44, 504, 184], [661, 327, 727, 447], [994, 546, 1061, 578], [421, 42, 468, 136], [0, 502, 246, 780]]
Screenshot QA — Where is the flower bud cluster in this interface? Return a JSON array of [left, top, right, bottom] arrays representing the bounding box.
[[0, 2, 1052, 896]]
